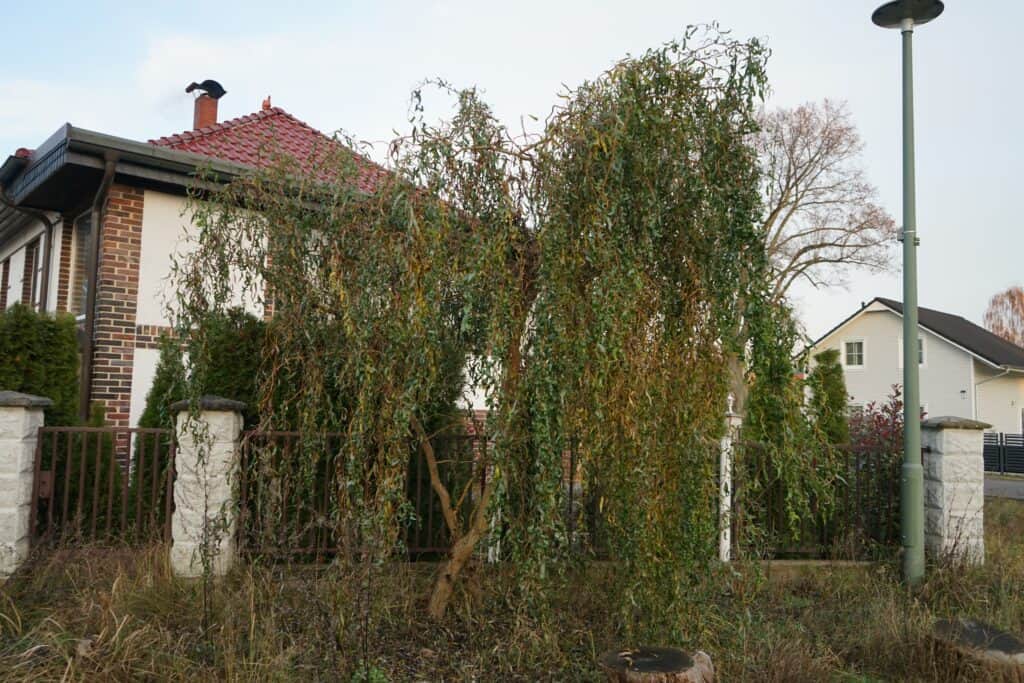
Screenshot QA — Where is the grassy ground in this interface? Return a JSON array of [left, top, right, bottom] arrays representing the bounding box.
[[2, 500, 1024, 681]]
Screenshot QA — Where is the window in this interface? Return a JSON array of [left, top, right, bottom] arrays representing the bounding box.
[[20, 238, 40, 309], [844, 340, 865, 367], [898, 336, 926, 368], [70, 213, 92, 317]]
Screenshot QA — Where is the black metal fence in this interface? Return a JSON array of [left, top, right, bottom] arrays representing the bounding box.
[[31, 426, 176, 545], [236, 430, 491, 561], [983, 433, 1024, 475], [732, 442, 904, 560]]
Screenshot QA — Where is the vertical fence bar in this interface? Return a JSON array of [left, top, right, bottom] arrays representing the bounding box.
[[105, 432, 117, 538], [164, 439, 176, 542], [46, 431, 60, 537], [61, 432, 73, 535], [28, 427, 44, 545], [135, 431, 147, 534], [75, 430, 88, 535], [238, 437, 248, 555], [121, 432, 131, 538], [90, 431, 103, 540], [149, 429, 161, 537]]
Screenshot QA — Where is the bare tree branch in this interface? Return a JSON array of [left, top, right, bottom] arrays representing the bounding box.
[[984, 286, 1024, 347], [757, 100, 896, 303]]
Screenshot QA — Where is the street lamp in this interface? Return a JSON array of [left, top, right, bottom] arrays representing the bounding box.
[[872, 0, 944, 585]]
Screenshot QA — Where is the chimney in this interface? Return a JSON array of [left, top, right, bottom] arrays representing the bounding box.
[[184, 80, 227, 130], [193, 94, 218, 129]]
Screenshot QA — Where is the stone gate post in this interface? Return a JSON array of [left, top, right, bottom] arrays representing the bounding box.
[[921, 416, 988, 565], [0, 391, 51, 577], [170, 396, 245, 578]]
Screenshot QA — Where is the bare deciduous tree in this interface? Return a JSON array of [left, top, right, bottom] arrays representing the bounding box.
[[758, 99, 896, 303], [984, 286, 1024, 347]]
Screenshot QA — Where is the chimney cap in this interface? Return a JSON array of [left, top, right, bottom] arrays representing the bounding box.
[[185, 79, 227, 100]]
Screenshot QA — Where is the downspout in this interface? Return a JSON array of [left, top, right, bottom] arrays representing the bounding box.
[[974, 367, 1011, 422], [78, 157, 117, 422], [0, 189, 57, 312]]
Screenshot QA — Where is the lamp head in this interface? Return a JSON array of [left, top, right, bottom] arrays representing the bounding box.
[[872, 0, 944, 29]]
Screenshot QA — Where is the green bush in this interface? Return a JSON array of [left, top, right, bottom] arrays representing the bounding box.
[[0, 303, 79, 425], [190, 308, 265, 426], [807, 348, 850, 445], [131, 309, 265, 534]]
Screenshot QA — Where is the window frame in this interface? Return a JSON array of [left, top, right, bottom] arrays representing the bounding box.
[[842, 338, 866, 370], [898, 335, 927, 369]]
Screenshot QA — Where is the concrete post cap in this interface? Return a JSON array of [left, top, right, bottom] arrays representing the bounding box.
[[0, 391, 53, 408], [921, 416, 991, 430], [170, 395, 247, 413]]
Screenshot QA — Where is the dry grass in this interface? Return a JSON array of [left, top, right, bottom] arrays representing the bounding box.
[[1, 499, 1023, 681]]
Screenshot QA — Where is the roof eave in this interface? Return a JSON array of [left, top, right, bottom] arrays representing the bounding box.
[[3, 124, 254, 208]]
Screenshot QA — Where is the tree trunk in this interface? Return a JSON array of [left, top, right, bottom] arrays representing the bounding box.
[[427, 477, 494, 619], [726, 349, 748, 417]]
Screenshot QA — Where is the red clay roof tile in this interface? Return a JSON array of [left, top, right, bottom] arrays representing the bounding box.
[[149, 106, 388, 194]]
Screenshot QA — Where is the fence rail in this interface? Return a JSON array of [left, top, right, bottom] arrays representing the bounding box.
[[236, 430, 492, 560], [31, 426, 176, 545], [984, 433, 1024, 475], [731, 442, 905, 560]]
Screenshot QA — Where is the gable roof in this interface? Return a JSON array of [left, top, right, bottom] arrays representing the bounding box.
[[149, 106, 389, 194], [812, 296, 1024, 370]]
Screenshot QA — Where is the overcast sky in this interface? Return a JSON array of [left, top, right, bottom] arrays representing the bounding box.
[[2, 1, 1018, 339]]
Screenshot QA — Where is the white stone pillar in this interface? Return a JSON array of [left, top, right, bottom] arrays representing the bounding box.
[[922, 416, 988, 565], [719, 408, 742, 562], [170, 396, 245, 578], [0, 391, 51, 577]]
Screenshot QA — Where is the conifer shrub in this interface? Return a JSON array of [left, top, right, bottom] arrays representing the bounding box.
[[0, 303, 79, 425], [807, 348, 850, 445]]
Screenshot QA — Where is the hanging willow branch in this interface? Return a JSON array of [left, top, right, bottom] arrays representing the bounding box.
[[168, 25, 831, 632]]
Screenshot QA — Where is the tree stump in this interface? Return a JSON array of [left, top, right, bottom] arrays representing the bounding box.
[[599, 647, 714, 682], [933, 618, 1024, 670]]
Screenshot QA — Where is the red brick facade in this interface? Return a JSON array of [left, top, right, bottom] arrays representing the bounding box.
[[89, 185, 144, 429], [134, 324, 174, 349], [0, 258, 8, 310], [55, 218, 73, 313]]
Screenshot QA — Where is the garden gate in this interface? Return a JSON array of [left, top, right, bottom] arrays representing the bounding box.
[[30, 426, 176, 545]]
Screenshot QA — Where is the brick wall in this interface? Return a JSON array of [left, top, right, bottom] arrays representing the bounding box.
[[135, 324, 174, 349], [89, 185, 144, 430], [0, 258, 8, 310], [55, 219, 73, 313]]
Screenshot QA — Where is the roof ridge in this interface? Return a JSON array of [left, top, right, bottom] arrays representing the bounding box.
[[149, 106, 298, 146]]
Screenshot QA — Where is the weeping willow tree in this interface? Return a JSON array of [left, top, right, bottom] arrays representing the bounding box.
[[171, 26, 819, 630]]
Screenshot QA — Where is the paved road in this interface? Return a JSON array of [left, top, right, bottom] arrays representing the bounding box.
[[985, 475, 1024, 500]]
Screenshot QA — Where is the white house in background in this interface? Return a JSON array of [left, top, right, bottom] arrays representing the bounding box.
[[809, 297, 1024, 434]]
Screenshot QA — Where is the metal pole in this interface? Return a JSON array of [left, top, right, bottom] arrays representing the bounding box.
[[900, 15, 925, 584]]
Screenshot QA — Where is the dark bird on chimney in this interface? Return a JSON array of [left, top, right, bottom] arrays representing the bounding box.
[[185, 80, 227, 100]]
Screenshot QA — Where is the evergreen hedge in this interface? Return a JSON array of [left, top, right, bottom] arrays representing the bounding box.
[[0, 304, 79, 425], [807, 348, 850, 445]]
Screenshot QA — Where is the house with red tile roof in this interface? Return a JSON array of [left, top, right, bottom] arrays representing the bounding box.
[[0, 84, 386, 427]]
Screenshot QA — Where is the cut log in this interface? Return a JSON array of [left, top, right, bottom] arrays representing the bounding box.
[[933, 618, 1024, 670], [599, 647, 714, 683]]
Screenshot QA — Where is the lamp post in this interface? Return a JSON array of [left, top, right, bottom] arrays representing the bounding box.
[[872, 0, 944, 585]]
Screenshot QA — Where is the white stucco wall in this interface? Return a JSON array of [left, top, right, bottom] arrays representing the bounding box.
[[129, 347, 160, 428], [132, 190, 266, 425], [813, 307, 974, 420], [137, 192, 192, 328], [974, 365, 1024, 434]]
